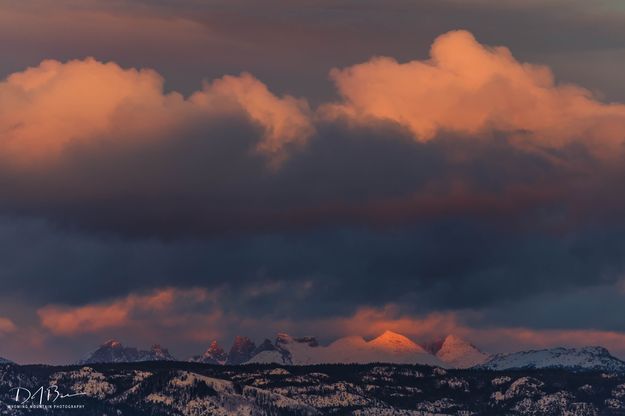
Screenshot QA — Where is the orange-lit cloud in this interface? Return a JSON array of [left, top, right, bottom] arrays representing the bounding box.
[[37, 287, 211, 335], [3, 30, 625, 172], [191, 72, 313, 164], [0, 58, 312, 167], [0, 317, 16, 335], [318, 305, 461, 341], [323, 30, 625, 157]]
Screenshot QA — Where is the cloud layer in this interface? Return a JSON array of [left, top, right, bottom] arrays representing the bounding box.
[[0, 31, 624, 239], [38, 287, 212, 335], [0, 27, 625, 363]]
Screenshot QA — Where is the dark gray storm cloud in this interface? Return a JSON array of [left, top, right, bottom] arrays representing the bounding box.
[[0, 115, 592, 239], [0, 107, 623, 330]]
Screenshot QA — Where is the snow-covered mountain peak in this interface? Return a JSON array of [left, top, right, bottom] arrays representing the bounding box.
[[477, 345, 625, 372], [441, 334, 480, 352], [102, 339, 123, 349], [369, 330, 426, 354], [441, 334, 465, 346], [435, 334, 489, 368]]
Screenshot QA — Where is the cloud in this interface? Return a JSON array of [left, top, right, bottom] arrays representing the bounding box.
[[38, 287, 211, 335], [0, 32, 622, 239], [0, 317, 16, 335], [317, 306, 461, 341], [0, 58, 311, 167], [323, 30, 625, 157], [0, 32, 624, 328], [194, 73, 313, 163], [1, 58, 172, 165]]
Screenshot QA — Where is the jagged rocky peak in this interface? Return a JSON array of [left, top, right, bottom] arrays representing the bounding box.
[[78, 339, 137, 364], [226, 336, 256, 365], [206, 340, 228, 361], [149, 344, 176, 361], [190, 340, 228, 364]]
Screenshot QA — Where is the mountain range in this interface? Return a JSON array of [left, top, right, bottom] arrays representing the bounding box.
[[247, 331, 446, 366], [77, 339, 176, 364], [68, 331, 625, 373]]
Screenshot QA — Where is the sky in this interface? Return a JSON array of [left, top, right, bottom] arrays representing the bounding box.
[[1, 0, 625, 364]]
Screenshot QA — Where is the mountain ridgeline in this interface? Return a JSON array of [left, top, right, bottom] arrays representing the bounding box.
[[78, 340, 176, 365], [71, 331, 625, 374], [3, 332, 625, 415]]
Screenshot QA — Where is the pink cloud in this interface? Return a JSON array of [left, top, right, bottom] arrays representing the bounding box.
[[2, 29, 625, 176], [37, 287, 212, 335], [191, 72, 313, 165], [322, 30, 625, 158], [0, 317, 16, 335], [0, 58, 312, 168]]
